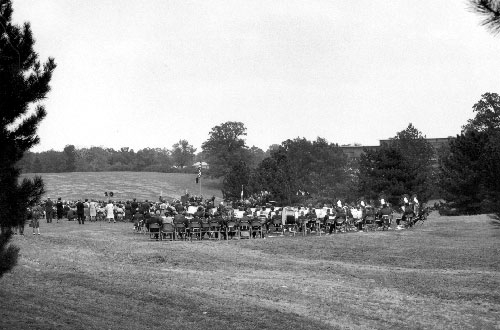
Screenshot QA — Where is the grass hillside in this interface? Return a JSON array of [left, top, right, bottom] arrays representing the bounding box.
[[20, 172, 223, 202], [1, 213, 499, 329]]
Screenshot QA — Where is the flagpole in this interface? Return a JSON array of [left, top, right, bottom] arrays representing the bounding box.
[[198, 163, 202, 198]]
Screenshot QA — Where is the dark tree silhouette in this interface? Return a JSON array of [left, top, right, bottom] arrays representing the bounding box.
[[358, 124, 435, 205], [439, 93, 500, 214], [0, 0, 56, 277]]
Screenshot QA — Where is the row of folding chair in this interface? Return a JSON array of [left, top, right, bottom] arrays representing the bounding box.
[[144, 221, 225, 241], [143, 215, 397, 241]]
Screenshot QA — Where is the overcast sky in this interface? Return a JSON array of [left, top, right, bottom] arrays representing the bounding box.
[[12, 0, 500, 152]]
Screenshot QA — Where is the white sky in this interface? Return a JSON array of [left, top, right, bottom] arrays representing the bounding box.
[[12, 0, 500, 152]]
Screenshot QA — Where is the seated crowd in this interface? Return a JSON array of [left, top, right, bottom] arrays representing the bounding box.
[[18, 193, 427, 239]]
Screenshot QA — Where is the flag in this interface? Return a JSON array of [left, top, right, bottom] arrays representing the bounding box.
[[195, 166, 201, 184]]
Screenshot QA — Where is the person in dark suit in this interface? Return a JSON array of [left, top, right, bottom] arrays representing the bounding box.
[[45, 198, 54, 223], [141, 200, 150, 215], [131, 198, 139, 216], [76, 199, 85, 224], [56, 198, 64, 223]]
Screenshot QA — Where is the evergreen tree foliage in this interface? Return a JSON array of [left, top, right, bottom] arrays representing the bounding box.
[[469, 0, 500, 35], [0, 0, 56, 276], [358, 146, 410, 206], [358, 124, 435, 205], [439, 93, 500, 214]]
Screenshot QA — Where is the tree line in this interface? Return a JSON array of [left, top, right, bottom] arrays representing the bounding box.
[[19, 144, 185, 173], [206, 122, 437, 208], [17, 140, 270, 175], [202, 93, 500, 216], [16, 92, 500, 216]]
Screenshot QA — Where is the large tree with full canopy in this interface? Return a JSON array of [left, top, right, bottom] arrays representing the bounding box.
[[201, 121, 250, 178], [0, 0, 56, 277]]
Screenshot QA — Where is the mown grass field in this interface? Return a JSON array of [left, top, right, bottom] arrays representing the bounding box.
[[20, 172, 223, 202], [1, 213, 499, 329]]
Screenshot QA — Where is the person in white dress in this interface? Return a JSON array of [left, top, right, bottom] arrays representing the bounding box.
[[89, 199, 97, 222], [105, 200, 115, 223]]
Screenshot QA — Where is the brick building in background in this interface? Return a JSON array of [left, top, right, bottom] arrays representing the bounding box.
[[340, 137, 454, 163]]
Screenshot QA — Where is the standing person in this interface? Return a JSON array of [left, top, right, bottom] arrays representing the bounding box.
[[141, 200, 150, 215], [56, 197, 64, 223], [76, 199, 85, 225], [131, 198, 139, 217], [105, 200, 115, 223], [115, 203, 124, 221], [31, 205, 42, 235], [84, 199, 90, 223], [89, 199, 97, 222], [45, 197, 54, 223], [124, 201, 132, 221]]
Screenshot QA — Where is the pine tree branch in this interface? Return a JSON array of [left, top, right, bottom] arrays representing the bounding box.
[[469, 0, 500, 35]]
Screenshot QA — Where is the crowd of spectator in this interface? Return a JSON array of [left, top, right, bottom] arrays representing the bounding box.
[[14, 193, 427, 239]]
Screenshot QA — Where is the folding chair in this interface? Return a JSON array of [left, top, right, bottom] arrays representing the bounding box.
[[363, 215, 377, 231], [148, 223, 160, 240], [334, 216, 347, 233], [344, 216, 357, 232], [324, 216, 334, 234], [381, 215, 392, 230], [160, 223, 175, 241], [174, 222, 188, 240], [189, 221, 202, 241], [225, 220, 239, 240], [297, 218, 310, 236], [403, 216, 414, 229], [251, 220, 264, 238], [268, 218, 283, 236], [208, 221, 221, 240], [239, 220, 251, 239], [200, 220, 211, 240]]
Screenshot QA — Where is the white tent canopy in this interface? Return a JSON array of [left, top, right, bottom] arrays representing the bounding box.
[[192, 162, 209, 169]]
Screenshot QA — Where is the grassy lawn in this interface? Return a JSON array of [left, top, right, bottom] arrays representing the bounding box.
[[20, 172, 224, 202], [1, 213, 499, 329]]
